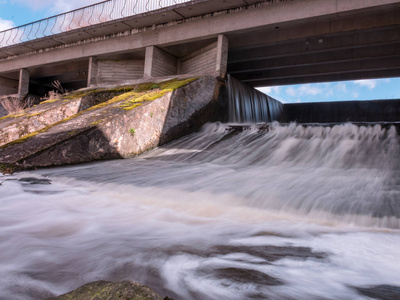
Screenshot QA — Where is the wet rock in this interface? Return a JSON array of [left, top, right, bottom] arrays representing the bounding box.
[[213, 267, 283, 286], [354, 285, 400, 300], [49, 280, 163, 300], [18, 177, 51, 185]]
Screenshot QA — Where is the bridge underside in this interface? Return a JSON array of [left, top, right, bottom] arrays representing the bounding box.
[[0, 0, 399, 97], [227, 4, 400, 87]]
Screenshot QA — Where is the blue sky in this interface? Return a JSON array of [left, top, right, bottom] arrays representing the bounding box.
[[1, 0, 400, 103], [257, 78, 400, 103]]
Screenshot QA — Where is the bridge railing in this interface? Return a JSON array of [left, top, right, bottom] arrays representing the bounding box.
[[0, 0, 191, 48]]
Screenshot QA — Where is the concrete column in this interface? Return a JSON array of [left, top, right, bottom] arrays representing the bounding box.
[[87, 57, 99, 87], [18, 69, 29, 99], [216, 34, 229, 78], [0, 76, 19, 96], [144, 46, 178, 78]]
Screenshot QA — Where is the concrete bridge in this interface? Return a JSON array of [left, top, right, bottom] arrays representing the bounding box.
[[0, 0, 399, 98]]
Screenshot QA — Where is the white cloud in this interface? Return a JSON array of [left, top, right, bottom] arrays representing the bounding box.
[[353, 79, 377, 90], [335, 82, 348, 93], [286, 86, 296, 97], [256, 86, 281, 95], [0, 17, 14, 31], [298, 84, 323, 96]]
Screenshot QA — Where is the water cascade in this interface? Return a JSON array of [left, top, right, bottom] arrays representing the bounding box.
[[1, 122, 400, 299], [227, 75, 283, 123]]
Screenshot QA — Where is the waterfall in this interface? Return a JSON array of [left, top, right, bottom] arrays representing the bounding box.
[[2, 121, 400, 300], [227, 75, 283, 123]]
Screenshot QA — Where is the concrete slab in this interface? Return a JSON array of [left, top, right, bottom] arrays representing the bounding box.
[[0, 51, 9, 59], [83, 22, 133, 37], [1, 45, 34, 56], [52, 31, 94, 44], [174, 0, 247, 18], [23, 38, 63, 50], [122, 10, 183, 28]]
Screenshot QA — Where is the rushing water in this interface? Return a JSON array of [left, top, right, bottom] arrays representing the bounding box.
[[227, 75, 283, 123], [1, 122, 400, 300]]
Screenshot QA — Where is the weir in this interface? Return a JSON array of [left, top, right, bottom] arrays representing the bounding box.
[[227, 75, 282, 123]]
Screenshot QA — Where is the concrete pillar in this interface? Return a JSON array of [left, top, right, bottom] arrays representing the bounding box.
[[88, 57, 99, 87], [216, 34, 229, 78], [18, 69, 29, 99], [0, 76, 19, 96], [144, 46, 178, 78]]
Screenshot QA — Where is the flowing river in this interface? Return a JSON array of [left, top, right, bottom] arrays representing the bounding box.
[[1, 122, 400, 300]]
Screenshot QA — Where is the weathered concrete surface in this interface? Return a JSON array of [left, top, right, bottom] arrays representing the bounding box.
[[49, 280, 163, 300], [281, 99, 400, 123], [0, 97, 82, 146], [0, 89, 127, 146], [0, 76, 224, 171]]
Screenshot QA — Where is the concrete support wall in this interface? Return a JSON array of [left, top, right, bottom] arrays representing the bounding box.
[[18, 69, 29, 98], [88, 57, 144, 86], [179, 42, 218, 75], [144, 46, 178, 78], [178, 35, 228, 78], [0, 76, 18, 96]]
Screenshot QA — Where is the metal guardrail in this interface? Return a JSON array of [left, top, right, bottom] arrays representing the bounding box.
[[0, 0, 191, 47]]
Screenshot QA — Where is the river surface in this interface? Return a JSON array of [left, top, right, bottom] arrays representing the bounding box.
[[1, 122, 400, 300]]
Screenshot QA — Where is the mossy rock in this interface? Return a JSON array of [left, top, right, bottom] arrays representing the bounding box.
[[49, 280, 163, 300]]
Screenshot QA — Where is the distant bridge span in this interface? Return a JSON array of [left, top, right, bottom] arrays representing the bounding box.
[[0, 0, 399, 97]]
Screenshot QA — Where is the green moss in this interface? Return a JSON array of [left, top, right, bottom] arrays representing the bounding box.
[[120, 78, 197, 111], [123, 103, 143, 111], [39, 98, 60, 104], [68, 130, 79, 135], [129, 128, 136, 136], [0, 130, 42, 148], [0, 112, 24, 121], [90, 119, 104, 126]]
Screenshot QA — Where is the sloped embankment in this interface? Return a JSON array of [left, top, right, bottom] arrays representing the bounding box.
[[0, 76, 223, 173]]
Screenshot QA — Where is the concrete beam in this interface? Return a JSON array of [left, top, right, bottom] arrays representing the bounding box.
[[18, 69, 29, 98], [229, 43, 400, 74], [228, 25, 400, 63], [238, 56, 400, 83], [249, 69, 400, 87]]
